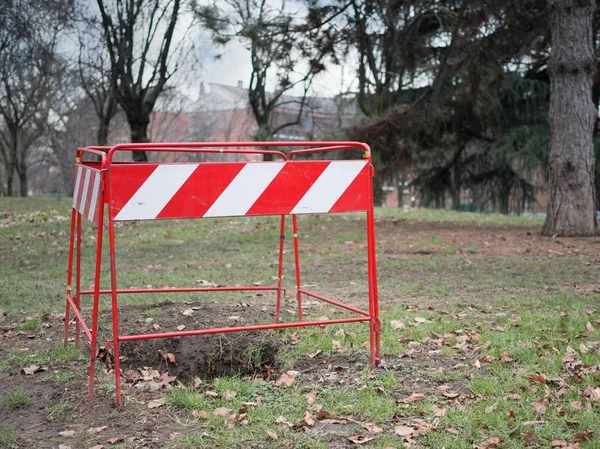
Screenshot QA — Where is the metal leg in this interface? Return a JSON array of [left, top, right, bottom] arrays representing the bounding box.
[[107, 215, 122, 406], [275, 215, 286, 322], [366, 208, 381, 367], [292, 215, 302, 321], [88, 205, 104, 402], [64, 208, 77, 346], [75, 213, 82, 347]]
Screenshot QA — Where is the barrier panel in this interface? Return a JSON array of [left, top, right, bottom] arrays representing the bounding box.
[[63, 142, 380, 406]]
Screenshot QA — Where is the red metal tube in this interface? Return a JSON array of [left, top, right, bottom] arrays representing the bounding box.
[[87, 191, 105, 402], [75, 213, 82, 347], [104, 141, 371, 164], [79, 285, 280, 295], [298, 289, 369, 317], [275, 215, 286, 322], [65, 294, 92, 342], [64, 208, 77, 347], [118, 317, 369, 342], [292, 215, 303, 321], [106, 194, 123, 406]]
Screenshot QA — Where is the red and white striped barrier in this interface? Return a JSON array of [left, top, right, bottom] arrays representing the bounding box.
[[72, 164, 102, 225], [63, 142, 381, 407], [110, 160, 370, 221]]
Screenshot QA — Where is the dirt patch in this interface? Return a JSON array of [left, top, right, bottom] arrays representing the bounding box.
[[113, 301, 282, 381]]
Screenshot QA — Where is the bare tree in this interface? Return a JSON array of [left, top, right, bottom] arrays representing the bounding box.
[[0, 0, 71, 196], [94, 0, 189, 161], [76, 21, 119, 146], [542, 0, 598, 236], [195, 0, 332, 158]]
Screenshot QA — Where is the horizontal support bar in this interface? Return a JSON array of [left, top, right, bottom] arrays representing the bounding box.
[[66, 294, 92, 342], [118, 317, 369, 342], [299, 288, 370, 317], [80, 286, 281, 295]]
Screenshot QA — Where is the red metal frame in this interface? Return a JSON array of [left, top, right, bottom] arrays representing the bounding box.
[[63, 141, 381, 406]]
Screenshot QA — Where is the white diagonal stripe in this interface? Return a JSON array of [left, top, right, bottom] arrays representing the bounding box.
[[72, 165, 82, 208], [87, 171, 101, 223], [115, 164, 199, 221], [291, 161, 367, 214], [204, 162, 285, 217], [78, 168, 91, 213]]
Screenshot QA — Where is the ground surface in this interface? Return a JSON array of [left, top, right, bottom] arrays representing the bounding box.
[[1, 197, 599, 448]]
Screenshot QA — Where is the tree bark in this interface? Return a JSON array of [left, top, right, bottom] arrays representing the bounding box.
[[18, 166, 27, 197], [130, 121, 149, 162], [542, 0, 597, 236], [6, 168, 14, 196]]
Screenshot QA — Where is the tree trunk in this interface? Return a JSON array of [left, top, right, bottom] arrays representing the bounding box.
[[6, 168, 14, 196], [18, 166, 28, 197], [542, 0, 597, 236], [130, 121, 149, 162], [97, 120, 110, 147]]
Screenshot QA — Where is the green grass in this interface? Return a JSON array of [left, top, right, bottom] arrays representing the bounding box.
[[1, 389, 30, 410], [0, 426, 17, 448], [0, 345, 84, 372], [1, 197, 599, 448], [14, 319, 41, 331]]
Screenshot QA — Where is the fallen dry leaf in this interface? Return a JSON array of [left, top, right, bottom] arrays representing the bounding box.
[[176, 324, 186, 331], [364, 422, 383, 434], [275, 370, 299, 387], [305, 391, 317, 404], [551, 440, 568, 448], [586, 322, 595, 332], [476, 436, 501, 449], [147, 398, 166, 409], [432, 405, 446, 417], [223, 390, 237, 400], [192, 409, 209, 419], [332, 339, 343, 351], [265, 430, 278, 440], [500, 352, 515, 363], [485, 402, 498, 414], [22, 364, 47, 375], [394, 425, 414, 437], [572, 429, 594, 442], [532, 395, 549, 415], [521, 431, 538, 445], [302, 410, 315, 427], [348, 435, 375, 445], [106, 437, 122, 445], [390, 320, 405, 330], [479, 354, 495, 363], [88, 445, 104, 449], [213, 407, 232, 416], [88, 426, 108, 434], [182, 308, 194, 316], [526, 373, 547, 384], [59, 430, 76, 437], [400, 393, 425, 404], [205, 390, 220, 398], [473, 341, 491, 353]]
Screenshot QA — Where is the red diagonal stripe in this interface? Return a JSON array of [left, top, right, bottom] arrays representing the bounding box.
[[246, 161, 330, 216], [328, 163, 371, 213], [109, 164, 160, 217], [157, 163, 246, 219]]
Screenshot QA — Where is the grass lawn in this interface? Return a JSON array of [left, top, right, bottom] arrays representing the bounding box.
[[0, 196, 599, 448]]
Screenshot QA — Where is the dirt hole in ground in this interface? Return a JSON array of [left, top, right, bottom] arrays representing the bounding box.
[[109, 301, 284, 382], [120, 332, 281, 382]]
